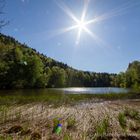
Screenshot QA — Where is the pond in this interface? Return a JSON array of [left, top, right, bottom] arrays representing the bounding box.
[[0, 87, 131, 96], [55, 87, 130, 94]]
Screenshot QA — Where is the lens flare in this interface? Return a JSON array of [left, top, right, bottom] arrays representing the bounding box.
[[52, 0, 140, 45]]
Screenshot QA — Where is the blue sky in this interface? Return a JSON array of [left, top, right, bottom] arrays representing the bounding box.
[[1, 0, 140, 73]]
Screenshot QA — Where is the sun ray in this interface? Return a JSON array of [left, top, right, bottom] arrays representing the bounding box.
[[81, 0, 90, 21], [53, 0, 140, 45], [45, 25, 79, 40], [74, 0, 90, 45], [85, 1, 140, 25], [54, 0, 79, 23], [83, 27, 108, 48], [58, 25, 79, 34], [76, 28, 82, 45]]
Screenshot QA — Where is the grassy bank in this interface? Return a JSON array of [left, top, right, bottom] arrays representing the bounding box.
[[0, 92, 140, 139], [0, 92, 139, 106]]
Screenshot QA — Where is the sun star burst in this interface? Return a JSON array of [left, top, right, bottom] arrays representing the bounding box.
[[55, 0, 95, 45], [75, 19, 88, 44], [77, 20, 86, 30], [53, 0, 136, 45]]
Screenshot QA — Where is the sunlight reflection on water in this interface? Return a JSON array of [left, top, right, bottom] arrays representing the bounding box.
[[55, 87, 130, 94]]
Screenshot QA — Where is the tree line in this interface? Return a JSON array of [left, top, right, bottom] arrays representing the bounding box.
[[115, 61, 140, 90], [0, 33, 139, 89]]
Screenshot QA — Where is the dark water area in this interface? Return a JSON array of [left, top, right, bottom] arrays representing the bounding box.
[[0, 87, 131, 96]]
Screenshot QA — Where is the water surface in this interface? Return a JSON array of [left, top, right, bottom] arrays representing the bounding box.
[[55, 87, 130, 94], [0, 87, 130, 96]]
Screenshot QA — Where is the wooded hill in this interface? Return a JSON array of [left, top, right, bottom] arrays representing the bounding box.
[[0, 33, 139, 89]]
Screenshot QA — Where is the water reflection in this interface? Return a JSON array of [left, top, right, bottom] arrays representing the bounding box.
[[0, 87, 130, 96], [56, 87, 130, 94]]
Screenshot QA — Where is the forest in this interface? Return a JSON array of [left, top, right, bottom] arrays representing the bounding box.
[[0, 33, 140, 89]]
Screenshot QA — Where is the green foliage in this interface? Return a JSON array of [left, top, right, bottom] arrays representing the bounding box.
[[0, 34, 46, 88], [95, 118, 109, 136], [0, 33, 139, 89], [0, 105, 9, 123], [126, 61, 140, 89], [53, 117, 60, 128], [67, 117, 76, 130], [63, 133, 72, 140], [129, 122, 140, 132], [48, 66, 66, 87], [14, 47, 23, 62], [118, 112, 127, 129], [25, 55, 45, 87], [118, 108, 140, 132], [116, 61, 140, 90], [116, 72, 126, 87], [0, 136, 13, 140], [0, 92, 137, 106], [124, 108, 140, 120]]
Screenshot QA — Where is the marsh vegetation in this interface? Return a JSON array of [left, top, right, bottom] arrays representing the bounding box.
[[0, 90, 139, 140], [0, 98, 140, 140]]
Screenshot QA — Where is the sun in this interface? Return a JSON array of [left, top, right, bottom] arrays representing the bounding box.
[[54, 0, 130, 45], [77, 20, 86, 30], [75, 19, 88, 44], [55, 0, 96, 45]]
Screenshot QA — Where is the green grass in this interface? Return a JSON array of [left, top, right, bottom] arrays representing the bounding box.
[[124, 108, 140, 121], [118, 112, 127, 129], [52, 117, 60, 128], [95, 118, 109, 136], [63, 134, 72, 140], [67, 117, 76, 130], [0, 105, 9, 123], [129, 122, 140, 132], [0, 136, 13, 140], [0, 92, 139, 106], [118, 108, 140, 132]]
